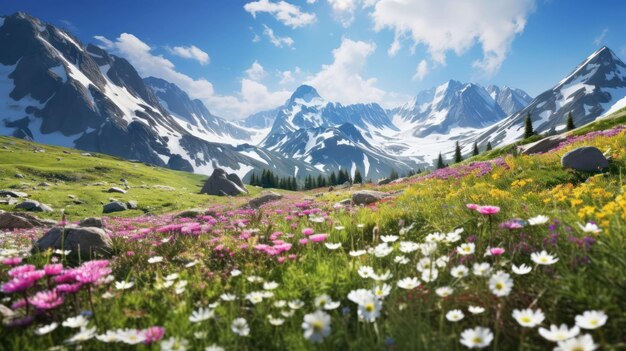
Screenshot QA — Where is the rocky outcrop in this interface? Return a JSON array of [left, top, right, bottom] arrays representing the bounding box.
[[15, 200, 53, 212], [32, 226, 113, 258], [0, 212, 55, 229], [103, 201, 128, 214], [561, 146, 610, 172], [520, 135, 567, 155], [245, 191, 283, 208], [200, 168, 247, 196], [352, 190, 388, 205]]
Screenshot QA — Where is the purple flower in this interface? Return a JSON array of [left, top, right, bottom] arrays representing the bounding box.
[[29, 290, 64, 310]]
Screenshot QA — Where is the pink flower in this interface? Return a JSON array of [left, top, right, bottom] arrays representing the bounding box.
[[477, 206, 500, 215], [277, 257, 286, 264], [126, 251, 135, 257], [299, 239, 309, 245], [288, 254, 297, 261], [55, 283, 82, 294], [44, 264, 63, 276], [29, 290, 64, 310], [499, 220, 523, 229], [143, 326, 165, 344], [1, 278, 35, 293], [309, 234, 329, 243], [1, 257, 22, 266], [466, 203, 480, 210], [8, 264, 36, 277], [302, 228, 315, 236], [489, 247, 506, 256]]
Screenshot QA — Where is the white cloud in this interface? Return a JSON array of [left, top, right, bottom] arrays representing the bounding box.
[[387, 35, 401, 57], [279, 66, 302, 85], [168, 45, 210, 65], [306, 38, 392, 106], [371, 0, 535, 76], [244, 0, 316, 28], [327, 0, 358, 27], [412, 59, 428, 80], [307, 0, 317, 3], [94, 33, 215, 99], [94, 33, 290, 119], [245, 61, 267, 81], [593, 28, 608, 46], [263, 24, 294, 47]]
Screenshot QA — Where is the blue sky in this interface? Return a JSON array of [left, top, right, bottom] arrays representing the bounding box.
[[2, 0, 626, 119]]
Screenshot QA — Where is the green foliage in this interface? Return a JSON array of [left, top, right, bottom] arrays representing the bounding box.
[[524, 112, 534, 139], [454, 141, 462, 163], [566, 112, 576, 131], [436, 153, 446, 169]]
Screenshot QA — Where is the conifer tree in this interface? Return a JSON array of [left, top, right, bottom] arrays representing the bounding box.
[[454, 141, 463, 163], [566, 112, 576, 131], [472, 142, 479, 156], [436, 153, 445, 169], [524, 113, 534, 139], [486, 141, 493, 151], [329, 172, 337, 185], [389, 168, 399, 180], [353, 169, 363, 184]]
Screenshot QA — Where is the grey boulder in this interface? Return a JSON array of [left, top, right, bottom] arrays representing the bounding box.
[[561, 146, 609, 172], [15, 200, 53, 212], [32, 226, 112, 258], [521, 135, 566, 155], [200, 168, 247, 196], [108, 187, 127, 194], [0, 212, 53, 229], [245, 191, 283, 208], [103, 201, 128, 213], [0, 190, 29, 198], [352, 190, 388, 205], [79, 217, 104, 228]]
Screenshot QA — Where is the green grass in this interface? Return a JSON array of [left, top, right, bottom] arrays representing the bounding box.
[[0, 136, 266, 219]]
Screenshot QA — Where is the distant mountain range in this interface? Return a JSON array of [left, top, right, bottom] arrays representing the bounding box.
[[1, 12, 626, 181]]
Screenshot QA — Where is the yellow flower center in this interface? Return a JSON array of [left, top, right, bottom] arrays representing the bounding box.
[[472, 337, 483, 344], [496, 282, 503, 290], [365, 303, 375, 312], [312, 321, 324, 332]]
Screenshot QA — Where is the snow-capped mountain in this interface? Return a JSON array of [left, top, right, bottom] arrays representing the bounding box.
[[238, 108, 279, 129], [0, 12, 316, 179], [486, 85, 533, 116], [143, 76, 266, 144], [475, 46, 626, 147], [260, 85, 416, 179], [391, 80, 531, 137], [266, 85, 397, 137]]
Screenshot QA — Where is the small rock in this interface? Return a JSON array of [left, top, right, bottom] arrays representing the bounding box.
[[245, 191, 283, 208], [14, 173, 24, 179], [72, 199, 85, 205], [175, 209, 204, 218], [334, 181, 351, 190], [103, 201, 127, 214], [153, 185, 175, 191], [561, 146, 610, 172], [377, 178, 392, 186], [352, 190, 388, 205], [120, 178, 128, 184], [521, 135, 567, 155], [79, 217, 104, 228], [0, 190, 28, 198], [32, 226, 112, 258], [0, 197, 17, 205], [0, 212, 52, 229], [38, 182, 51, 187], [15, 200, 53, 212], [108, 187, 127, 194], [81, 152, 93, 157], [126, 200, 138, 209], [338, 198, 352, 206], [68, 195, 76, 199]]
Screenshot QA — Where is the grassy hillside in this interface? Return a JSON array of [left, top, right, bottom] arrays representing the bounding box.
[[0, 136, 265, 220], [1, 116, 625, 350]]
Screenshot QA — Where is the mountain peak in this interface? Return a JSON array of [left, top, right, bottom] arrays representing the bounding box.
[[289, 85, 321, 103]]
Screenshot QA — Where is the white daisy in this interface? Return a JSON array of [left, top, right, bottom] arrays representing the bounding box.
[[512, 263, 532, 275], [189, 307, 214, 323], [538, 324, 580, 342], [324, 243, 342, 250], [160, 337, 189, 351], [147, 256, 164, 264], [528, 215, 549, 226], [66, 326, 96, 343], [231, 318, 250, 336], [530, 251, 559, 265], [35, 322, 58, 335], [468, 306, 485, 314], [446, 309, 464, 322], [459, 326, 493, 349], [62, 315, 89, 329], [436, 286, 454, 297], [397, 277, 420, 290], [302, 310, 331, 343], [381, 235, 399, 243], [577, 222, 602, 234], [115, 281, 134, 290], [512, 308, 545, 328], [554, 334, 597, 351], [472, 262, 491, 276], [488, 271, 513, 297], [575, 310, 607, 330], [457, 243, 476, 256], [451, 265, 469, 278]]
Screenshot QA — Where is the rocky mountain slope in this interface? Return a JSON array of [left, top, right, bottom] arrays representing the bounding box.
[[0, 12, 316, 180]]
